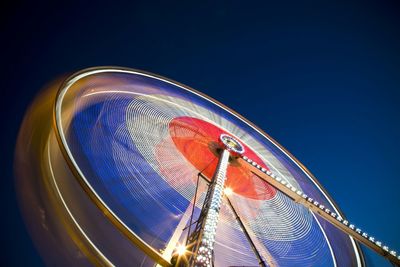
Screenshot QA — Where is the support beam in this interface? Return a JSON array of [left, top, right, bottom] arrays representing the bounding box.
[[238, 156, 400, 266], [225, 195, 267, 267], [159, 196, 197, 266], [186, 148, 230, 267]]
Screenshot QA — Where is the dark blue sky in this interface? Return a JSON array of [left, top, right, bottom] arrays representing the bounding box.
[[2, 1, 400, 266]]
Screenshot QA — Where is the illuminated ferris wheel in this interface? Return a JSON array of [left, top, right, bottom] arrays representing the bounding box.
[[15, 67, 399, 266]]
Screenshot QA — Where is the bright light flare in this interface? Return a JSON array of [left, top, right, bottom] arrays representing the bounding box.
[[224, 187, 233, 196], [176, 244, 187, 256]]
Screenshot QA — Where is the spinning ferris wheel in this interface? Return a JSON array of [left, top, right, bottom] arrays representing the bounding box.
[[15, 67, 399, 267]]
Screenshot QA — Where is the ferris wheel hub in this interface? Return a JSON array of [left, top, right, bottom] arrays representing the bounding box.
[[220, 134, 245, 155]]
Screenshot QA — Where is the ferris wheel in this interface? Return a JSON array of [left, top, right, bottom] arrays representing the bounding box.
[[15, 67, 399, 266]]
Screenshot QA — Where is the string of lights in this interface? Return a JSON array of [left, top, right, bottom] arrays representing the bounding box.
[[241, 155, 400, 266]]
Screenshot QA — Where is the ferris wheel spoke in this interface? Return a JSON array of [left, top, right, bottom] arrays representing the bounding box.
[[239, 156, 400, 266]]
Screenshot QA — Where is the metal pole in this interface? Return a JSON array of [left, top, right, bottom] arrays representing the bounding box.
[[185, 149, 230, 267], [225, 196, 267, 267]]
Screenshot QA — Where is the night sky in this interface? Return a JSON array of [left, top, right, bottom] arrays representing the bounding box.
[[2, 1, 400, 266]]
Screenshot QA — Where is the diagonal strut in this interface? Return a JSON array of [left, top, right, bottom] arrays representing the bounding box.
[[239, 156, 400, 266]]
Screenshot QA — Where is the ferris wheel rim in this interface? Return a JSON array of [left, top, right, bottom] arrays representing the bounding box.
[[52, 66, 365, 266]]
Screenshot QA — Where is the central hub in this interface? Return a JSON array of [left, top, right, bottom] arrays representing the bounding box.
[[168, 116, 276, 200], [220, 134, 245, 155]]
